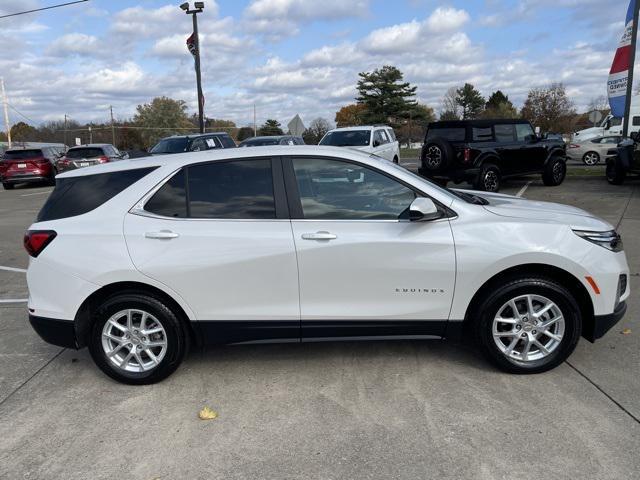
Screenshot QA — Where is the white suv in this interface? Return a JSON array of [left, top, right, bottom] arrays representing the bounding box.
[[319, 125, 400, 163], [25, 146, 629, 384]]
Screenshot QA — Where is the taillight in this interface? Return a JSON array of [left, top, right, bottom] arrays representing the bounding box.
[[463, 148, 471, 163], [24, 230, 57, 258], [569, 144, 579, 149], [97, 156, 110, 164], [58, 157, 70, 166]]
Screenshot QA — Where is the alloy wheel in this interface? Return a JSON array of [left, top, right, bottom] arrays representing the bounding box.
[[552, 161, 565, 182], [101, 309, 168, 373], [483, 170, 499, 191], [583, 153, 599, 166], [492, 294, 565, 363]]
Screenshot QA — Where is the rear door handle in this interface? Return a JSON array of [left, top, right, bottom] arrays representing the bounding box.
[[301, 231, 337, 241], [145, 230, 179, 240]]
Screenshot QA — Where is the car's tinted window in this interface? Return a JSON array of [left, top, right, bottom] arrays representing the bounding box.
[[386, 128, 396, 142], [633, 116, 640, 126], [601, 136, 621, 144], [494, 124, 515, 142], [292, 158, 416, 220], [610, 117, 622, 127], [150, 138, 189, 154], [240, 138, 280, 147], [374, 130, 388, 145], [66, 148, 105, 159], [426, 128, 465, 142], [218, 135, 236, 148], [472, 127, 493, 142], [293, 137, 305, 145], [515, 123, 535, 141], [188, 160, 276, 219], [4, 149, 43, 160], [37, 167, 157, 222], [145, 169, 187, 218], [320, 130, 371, 147], [189, 138, 209, 151]]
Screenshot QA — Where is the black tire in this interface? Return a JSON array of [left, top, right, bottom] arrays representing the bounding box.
[[89, 293, 187, 385], [473, 163, 501, 192], [421, 137, 454, 172], [47, 168, 57, 187], [582, 151, 600, 166], [606, 158, 626, 185], [542, 156, 566, 186], [2, 182, 14, 190], [474, 276, 582, 374], [393, 156, 399, 164]]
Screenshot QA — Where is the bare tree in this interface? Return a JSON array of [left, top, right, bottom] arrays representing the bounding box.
[[440, 87, 461, 120]]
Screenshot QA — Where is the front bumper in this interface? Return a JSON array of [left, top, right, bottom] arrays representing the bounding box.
[[585, 301, 627, 342], [29, 314, 78, 349]]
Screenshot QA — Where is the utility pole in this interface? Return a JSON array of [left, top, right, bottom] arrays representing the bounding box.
[[63, 114, 68, 146], [110, 106, 116, 146], [253, 104, 257, 137], [623, 1, 640, 138], [88, 125, 92, 144], [1, 78, 12, 148], [181, 2, 205, 134]]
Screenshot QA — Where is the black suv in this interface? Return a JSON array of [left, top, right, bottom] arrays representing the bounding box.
[[150, 132, 236, 155], [605, 133, 640, 184], [419, 119, 567, 192]]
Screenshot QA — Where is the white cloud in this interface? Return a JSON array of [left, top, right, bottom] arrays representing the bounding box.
[[47, 33, 100, 57]]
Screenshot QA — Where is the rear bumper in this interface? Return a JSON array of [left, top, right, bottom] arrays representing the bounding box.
[[585, 301, 627, 342], [2, 174, 49, 184], [29, 314, 78, 349]]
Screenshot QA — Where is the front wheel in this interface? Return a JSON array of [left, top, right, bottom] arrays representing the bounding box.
[[582, 151, 600, 166], [542, 156, 566, 186], [392, 156, 399, 164], [475, 276, 581, 374], [473, 163, 501, 192], [89, 293, 187, 384], [2, 182, 14, 190]]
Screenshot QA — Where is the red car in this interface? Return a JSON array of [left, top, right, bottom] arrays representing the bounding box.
[[0, 147, 64, 190]]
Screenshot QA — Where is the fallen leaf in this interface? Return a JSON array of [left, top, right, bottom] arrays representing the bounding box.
[[621, 328, 632, 335], [198, 406, 218, 420]]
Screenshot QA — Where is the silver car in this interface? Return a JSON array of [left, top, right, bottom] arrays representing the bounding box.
[[56, 144, 128, 173], [567, 136, 621, 165]]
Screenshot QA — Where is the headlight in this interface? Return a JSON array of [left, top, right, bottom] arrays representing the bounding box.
[[573, 230, 623, 252]]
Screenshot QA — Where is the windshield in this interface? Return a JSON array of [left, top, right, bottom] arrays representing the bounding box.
[[320, 130, 371, 147], [150, 138, 189, 154], [4, 149, 43, 160], [66, 148, 104, 159]]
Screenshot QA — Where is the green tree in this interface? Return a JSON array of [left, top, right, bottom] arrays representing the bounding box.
[[482, 91, 518, 119], [335, 103, 366, 127], [133, 96, 193, 148], [396, 104, 435, 146], [10, 121, 38, 142], [258, 119, 283, 136], [302, 117, 331, 144], [456, 83, 485, 119], [356, 65, 417, 125], [521, 83, 576, 133], [237, 126, 255, 141]]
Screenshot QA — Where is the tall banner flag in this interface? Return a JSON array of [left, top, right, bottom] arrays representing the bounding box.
[[186, 33, 197, 57], [609, 0, 637, 117]]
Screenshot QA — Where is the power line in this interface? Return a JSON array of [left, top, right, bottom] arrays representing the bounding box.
[[7, 103, 38, 125], [0, 0, 89, 20]]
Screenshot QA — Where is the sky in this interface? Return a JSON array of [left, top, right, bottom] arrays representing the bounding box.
[[0, 0, 632, 129]]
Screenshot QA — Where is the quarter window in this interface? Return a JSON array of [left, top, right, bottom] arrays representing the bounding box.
[[292, 157, 416, 220], [145, 169, 188, 218]]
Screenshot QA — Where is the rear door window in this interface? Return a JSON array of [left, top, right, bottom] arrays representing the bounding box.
[[472, 127, 493, 142], [144, 169, 187, 218], [217, 135, 236, 148], [37, 167, 157, 222], [494, 124, 516, 142]]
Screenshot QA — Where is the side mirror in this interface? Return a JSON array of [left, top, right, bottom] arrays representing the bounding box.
[[409, 197, 441, 222], [373, 139, 381, 147], [524, 134, 537, 143]]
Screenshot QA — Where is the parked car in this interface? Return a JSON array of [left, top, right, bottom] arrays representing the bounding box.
[[567, 136, 622, 165], [319, 125, 400, 163], [419, 119, 567, 192], [25, 146, 629, 384], [0, 146, 65, 189], [239, 135, 305, 147], [57, 144, 128, 173], [605, 133, 640, 184], [150, 133, 236, 155]]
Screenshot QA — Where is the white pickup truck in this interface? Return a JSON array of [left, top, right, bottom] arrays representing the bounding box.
[[574, 108, 640, 142]]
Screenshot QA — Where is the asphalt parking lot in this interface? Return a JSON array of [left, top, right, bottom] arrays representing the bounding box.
[[0, 171, 638, 479]]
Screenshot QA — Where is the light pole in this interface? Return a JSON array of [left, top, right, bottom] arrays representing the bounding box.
[[180, 2, 205, 134]]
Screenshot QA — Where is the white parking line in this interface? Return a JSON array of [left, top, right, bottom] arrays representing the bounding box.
[[20, 190, 51, 197], [0, 299, 28, 304], [0, 266, 27, 273], [516, 181, 532, 198]]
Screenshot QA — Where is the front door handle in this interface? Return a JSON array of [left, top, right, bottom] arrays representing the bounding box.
[[145, 230, 179, 240], [301, 231, 337, 241]]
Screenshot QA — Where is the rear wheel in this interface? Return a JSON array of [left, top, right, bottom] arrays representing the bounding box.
[[2, 182, 14, 190], [582, 151, 600, 166], [475, 276, 581, 374], [606, 158, 626, 185], [88, 293, 187, 384], [473, 163, 501, 192], [542, 156, 566, 186]]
